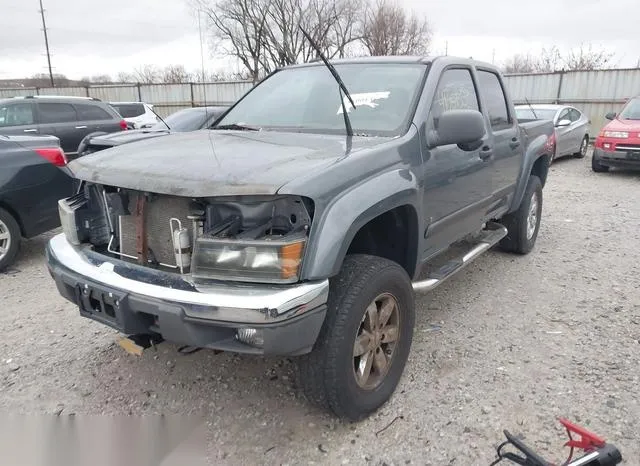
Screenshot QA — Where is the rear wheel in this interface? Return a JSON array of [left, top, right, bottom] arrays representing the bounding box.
[[499, 175, 543, 255], [298, 254, 415, 421], [0, 208, 21, 272], [575, 136, 589, 158]]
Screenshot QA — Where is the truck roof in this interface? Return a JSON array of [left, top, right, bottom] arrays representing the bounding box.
[[286, 55, 499, 71]]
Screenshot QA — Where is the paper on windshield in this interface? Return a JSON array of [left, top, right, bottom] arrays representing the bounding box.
[[336, 91, 391, 114]]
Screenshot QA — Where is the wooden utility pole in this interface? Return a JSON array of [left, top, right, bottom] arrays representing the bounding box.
[[38, 0, 54, 87]]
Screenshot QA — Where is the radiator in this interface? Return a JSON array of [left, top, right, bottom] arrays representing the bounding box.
[[118, 196, 192, 268]]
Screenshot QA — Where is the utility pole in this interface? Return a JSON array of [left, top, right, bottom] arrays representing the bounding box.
[[492, 49, 496, 65], [445, 41, 448, 56], [38, 0, 54, 87]]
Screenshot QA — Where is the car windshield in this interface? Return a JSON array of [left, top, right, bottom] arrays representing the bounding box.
[[515, 108, 558, 121], [150, 109, 208, 132], [215, 63, 427, 136], [618, 98, 640, 120]]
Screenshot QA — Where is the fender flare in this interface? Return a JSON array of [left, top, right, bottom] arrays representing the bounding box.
[[301, 168, 420, 280], [509, 134, 551, 213]]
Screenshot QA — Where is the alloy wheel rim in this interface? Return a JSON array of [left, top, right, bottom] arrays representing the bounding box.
[[526, 191, 539, 240], [0, 219, 10, 261], [353, 293, 400, 390], [581, 138, 588, 156]]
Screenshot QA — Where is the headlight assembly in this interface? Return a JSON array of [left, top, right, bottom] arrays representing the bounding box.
[[191, 236, 306, 284]]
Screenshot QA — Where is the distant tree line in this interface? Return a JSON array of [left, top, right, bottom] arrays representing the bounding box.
[[503, 44, 614, 74]]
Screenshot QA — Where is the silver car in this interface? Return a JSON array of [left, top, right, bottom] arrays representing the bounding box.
[[515, 104, 590, 163]]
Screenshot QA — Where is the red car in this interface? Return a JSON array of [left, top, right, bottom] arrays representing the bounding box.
[[593, 97, 640, 172]]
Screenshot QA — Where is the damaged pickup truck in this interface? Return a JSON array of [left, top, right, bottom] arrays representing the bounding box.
[[45, 55, 554, 420]]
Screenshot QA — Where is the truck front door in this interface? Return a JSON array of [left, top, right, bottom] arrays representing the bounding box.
[[420, 67, 494, 260]]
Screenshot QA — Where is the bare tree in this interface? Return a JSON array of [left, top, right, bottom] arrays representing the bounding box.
[[133, 65, 161, 84], [361, 0, 431, 56], [88, 74, 113, 84], [564, 43, 613, 71], [504, 44, 614, 74], [116, 72, 136, 83], [503, 53, 537, 74], [196, 0, 371, 81], [161, 65, 192, 83], [197, 0, 271, 83]]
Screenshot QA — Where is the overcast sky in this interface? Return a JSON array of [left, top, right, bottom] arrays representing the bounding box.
[[0, 0, 638, 80]]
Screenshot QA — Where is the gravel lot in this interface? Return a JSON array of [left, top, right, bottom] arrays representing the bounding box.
[[1, 152, 639, 465]]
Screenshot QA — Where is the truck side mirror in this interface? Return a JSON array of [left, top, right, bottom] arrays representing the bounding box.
[[429, 110, 485, 150], [605, 112, 616, 121]]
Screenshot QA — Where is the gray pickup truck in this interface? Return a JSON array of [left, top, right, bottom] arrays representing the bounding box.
[[45, 56, 554, 420]]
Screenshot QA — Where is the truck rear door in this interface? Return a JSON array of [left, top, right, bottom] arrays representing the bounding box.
[[475, 68, 522, 210]]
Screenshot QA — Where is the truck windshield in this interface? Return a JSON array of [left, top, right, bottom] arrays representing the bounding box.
[[618, 98, 640, 120], [215, 63, 427, 136]]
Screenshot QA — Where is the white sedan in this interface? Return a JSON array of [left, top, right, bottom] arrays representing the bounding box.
[[515, 104, 591, 163]]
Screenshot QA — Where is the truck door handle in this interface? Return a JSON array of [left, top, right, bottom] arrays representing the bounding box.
[[479, 146, 493, 161], [509, 138, 520, 149], [23, 128, 38, 133], [75, 125, 88, 129]]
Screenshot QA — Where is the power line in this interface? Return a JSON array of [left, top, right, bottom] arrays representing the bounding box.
[[38, 0, 54, 87]]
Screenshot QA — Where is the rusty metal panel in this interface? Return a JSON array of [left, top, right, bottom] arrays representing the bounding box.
[[140, 84, 192, 106], [38, 86, 88, 97], [503, 73, 562, 103], [192, 81, 252, 106], [0, 88, 37, 98], [560, 69, 640, 102], [89, 85, 139, 102]]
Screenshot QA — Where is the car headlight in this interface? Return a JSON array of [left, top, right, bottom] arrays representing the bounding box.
[[191, 236, 306, 284], [603, 131, 628, 138]]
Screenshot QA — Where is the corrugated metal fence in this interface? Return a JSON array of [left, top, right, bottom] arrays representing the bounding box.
[[0, 82, 254, 117], [1, 67, 639, 131], [503, 68, 640, 135]]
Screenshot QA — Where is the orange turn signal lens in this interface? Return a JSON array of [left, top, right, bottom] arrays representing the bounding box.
[[280, 241, 305, 279]]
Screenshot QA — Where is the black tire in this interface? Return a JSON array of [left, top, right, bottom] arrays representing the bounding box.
[[574, 135, 589, 158], [0, 207, 21, 272], [592, 152, 609, 173], [298, 254, 415, 421], [499, 175, 542, 255]]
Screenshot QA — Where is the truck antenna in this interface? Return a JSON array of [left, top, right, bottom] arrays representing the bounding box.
[[525, 97, 538, 119]]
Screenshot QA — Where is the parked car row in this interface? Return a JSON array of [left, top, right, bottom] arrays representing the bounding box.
[[0, 98, 228, 271], [514, 104, 590, 163]]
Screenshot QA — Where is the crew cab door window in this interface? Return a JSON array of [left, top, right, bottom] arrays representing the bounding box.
[[476, 69, 520, 199], [430, 69, 479, 128], [476, 71, 511, 130]]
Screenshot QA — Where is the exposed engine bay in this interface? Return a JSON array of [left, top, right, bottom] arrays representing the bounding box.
[[60, 182, 314, 283]]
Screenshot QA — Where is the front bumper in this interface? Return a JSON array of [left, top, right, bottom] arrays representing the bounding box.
[[594, 147, 640, 169], [45, 234, 328, 355]]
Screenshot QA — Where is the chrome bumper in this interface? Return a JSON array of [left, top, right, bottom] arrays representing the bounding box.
[[46, 233, 329, 324]]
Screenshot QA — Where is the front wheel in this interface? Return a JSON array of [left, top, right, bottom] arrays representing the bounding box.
[[575, 136, 589, 158], [298, 254, 415, 421], [499, 175, 543, 255]]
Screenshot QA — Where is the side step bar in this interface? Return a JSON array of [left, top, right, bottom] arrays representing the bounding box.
[[412, 222, 508, 293]]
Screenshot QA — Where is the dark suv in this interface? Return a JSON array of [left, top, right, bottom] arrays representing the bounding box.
[[0, 96, 127, 159]]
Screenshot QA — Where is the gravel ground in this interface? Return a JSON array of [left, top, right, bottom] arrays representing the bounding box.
[[1, 152, 639, 465]]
